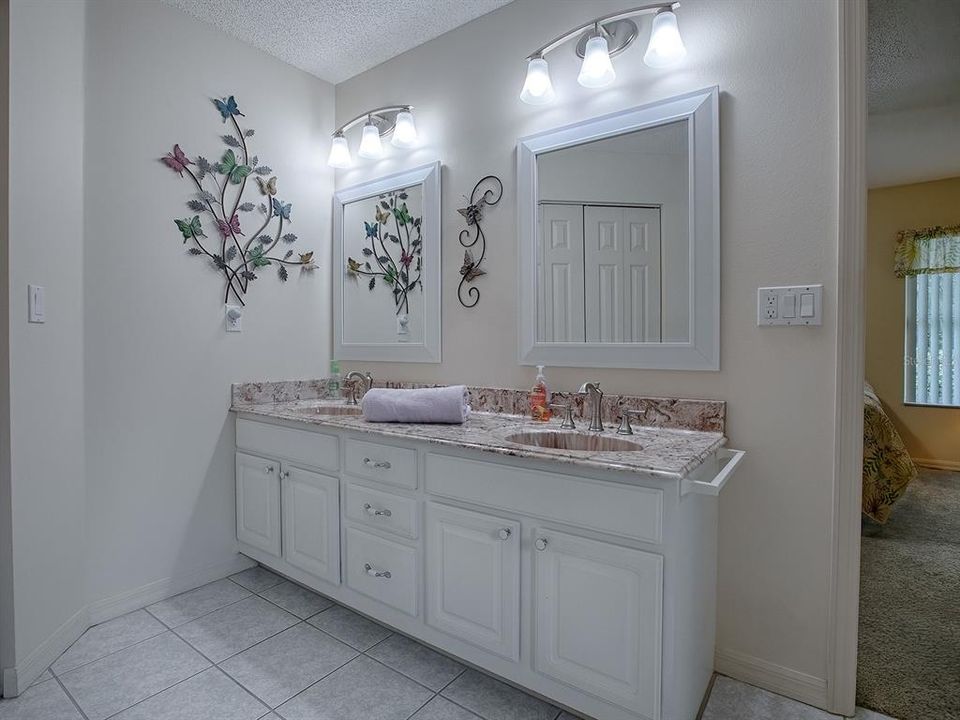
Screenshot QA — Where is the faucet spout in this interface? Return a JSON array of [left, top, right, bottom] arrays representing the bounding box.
[[345, 371, 374, 405], [577, 382, 604, 432]]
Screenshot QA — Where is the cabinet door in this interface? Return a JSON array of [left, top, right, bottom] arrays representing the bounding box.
[[236, 452, 281, 557], [425, 502, 520, 660], [533, 528, 662, 718], [281, 465, 340, 584]]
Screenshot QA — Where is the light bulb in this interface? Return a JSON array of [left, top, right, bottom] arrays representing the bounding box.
[[391, 110, 418, 148], [327, 134, 352, 168], [643, 10, 686, 68], [519, 56, 556, 105], [577, 35, 616, 88], [357, 120, 383, 159]]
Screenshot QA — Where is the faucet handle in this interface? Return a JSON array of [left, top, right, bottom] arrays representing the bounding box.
[[549, 403, 576, 430], [616, 409, 645, 436]]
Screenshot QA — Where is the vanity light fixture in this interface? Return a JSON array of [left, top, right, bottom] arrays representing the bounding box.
[[327, 105, 417, 167], [519, 2, 686, 104]]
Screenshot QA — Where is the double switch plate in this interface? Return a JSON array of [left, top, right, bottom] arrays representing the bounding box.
[[757, 285, 822, 326]]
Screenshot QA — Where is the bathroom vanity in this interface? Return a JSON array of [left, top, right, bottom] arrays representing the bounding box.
[[231, 393, 741, 720]]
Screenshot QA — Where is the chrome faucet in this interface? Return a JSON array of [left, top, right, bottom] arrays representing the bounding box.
[[345, 371, 374, 405], [578, 382, 604, 432]]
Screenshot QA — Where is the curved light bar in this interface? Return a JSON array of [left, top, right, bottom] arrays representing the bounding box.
[[519, 2, 685, 105], [327, 105, 417, 167]]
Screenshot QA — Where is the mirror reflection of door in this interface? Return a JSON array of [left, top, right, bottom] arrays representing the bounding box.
[[539, 203, 662, 343]]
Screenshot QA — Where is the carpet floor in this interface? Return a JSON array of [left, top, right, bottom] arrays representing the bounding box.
[[858, 468, 960, 720]]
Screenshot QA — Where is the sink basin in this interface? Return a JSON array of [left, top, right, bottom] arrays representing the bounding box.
[[294, 404, 363, 417], [504, 431, 643, 452]]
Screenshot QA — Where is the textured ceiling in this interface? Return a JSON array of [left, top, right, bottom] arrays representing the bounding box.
[[161, 0, 514, 84], [867, 0, 960, 114]]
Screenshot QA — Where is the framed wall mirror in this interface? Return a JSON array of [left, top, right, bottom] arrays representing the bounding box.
[[333, 161, 441, 362], [517, 87, 719, 370]]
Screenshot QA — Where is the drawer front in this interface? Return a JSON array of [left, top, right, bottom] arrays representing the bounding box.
[[237, 418, 339, 472], [425, 453, 663, 544], [345, 483, 419, 539], [344, 438, 417, 489], [345, 527, 418, 616]]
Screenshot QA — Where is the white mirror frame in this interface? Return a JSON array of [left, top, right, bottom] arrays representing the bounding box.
[[517, 87, 719, 370], [333, 161, 441, 363]]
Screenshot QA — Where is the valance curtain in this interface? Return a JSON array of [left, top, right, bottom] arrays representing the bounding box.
[[894, 225, 960, 277]]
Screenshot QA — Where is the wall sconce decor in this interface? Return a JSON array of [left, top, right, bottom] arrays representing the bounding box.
[[328, 105, 418, 168], [519, 2, 686, 105]]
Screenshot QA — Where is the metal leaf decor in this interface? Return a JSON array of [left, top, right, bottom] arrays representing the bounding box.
[[456, 175, 502, 308], [160, 94, 316, 306]]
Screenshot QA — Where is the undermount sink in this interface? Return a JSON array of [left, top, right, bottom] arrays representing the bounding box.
[[504, 430, 643, 452], [294, 404, 363, 417]]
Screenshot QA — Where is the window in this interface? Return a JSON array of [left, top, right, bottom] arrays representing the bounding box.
[[898, 225, 960, 407]]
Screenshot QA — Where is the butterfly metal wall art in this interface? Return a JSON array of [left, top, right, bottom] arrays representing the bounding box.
[[161, 94, 315, 306], [456, 175, 502, 308]]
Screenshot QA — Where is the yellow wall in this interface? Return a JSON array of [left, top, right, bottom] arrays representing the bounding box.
[[866, 177, 960, 468]]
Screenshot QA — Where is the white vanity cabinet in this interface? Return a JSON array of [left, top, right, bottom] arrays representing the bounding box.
[[233, 413, 740, 720]]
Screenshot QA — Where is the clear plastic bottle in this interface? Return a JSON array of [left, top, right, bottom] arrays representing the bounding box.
[[327, 359, 342, 400], [529, 365, 552, 422]]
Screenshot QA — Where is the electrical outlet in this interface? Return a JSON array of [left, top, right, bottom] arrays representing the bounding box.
[[758, 285, 822, 326]]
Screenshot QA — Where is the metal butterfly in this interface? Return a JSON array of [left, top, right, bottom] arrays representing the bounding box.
[[457, 194, 489, 226], [256, 176, 278, 196], [459, 249, 486, 283], [213, 95, 244, 123]]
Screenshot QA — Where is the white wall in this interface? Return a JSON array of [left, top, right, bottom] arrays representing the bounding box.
[[335, 0, 840, 704], [83, 0, 333, 609], [6, 0, 88, 683], [867, 102, 960, 188]]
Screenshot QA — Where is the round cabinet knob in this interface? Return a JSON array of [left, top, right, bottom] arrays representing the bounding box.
[[535, 537, 548, 551], [265, 465, 275, 474], [280, 470, 290, 479], [498, 528, 512, 540]]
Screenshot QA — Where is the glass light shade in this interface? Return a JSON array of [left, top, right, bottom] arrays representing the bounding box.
[[577, 35, 616, 88], [391, 110, 418, 148], [357, 121, 383, 159], [327, 134, 352, 168], [643, 10, 687, 68], [519, 57, 556, 105]]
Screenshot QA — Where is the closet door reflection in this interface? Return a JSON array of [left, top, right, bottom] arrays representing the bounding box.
[[539, 204, 585, 342], [584, 206, 661, 343], [539, 204, 662, 343]]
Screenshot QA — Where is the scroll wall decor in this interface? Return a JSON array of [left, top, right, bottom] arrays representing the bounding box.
[[456, 175, 502, 308], [161, 94, 315, 306]]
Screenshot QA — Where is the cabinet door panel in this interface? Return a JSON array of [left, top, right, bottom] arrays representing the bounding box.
[[534, 528, 662, 718], [425, 503, 519, 660], [282, 465, 340, 584], [236, 452, 281, 557]]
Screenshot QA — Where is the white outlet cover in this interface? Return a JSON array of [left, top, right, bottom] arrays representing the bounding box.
[[225, 304, 243, 332], [757, 285, 822, 326]]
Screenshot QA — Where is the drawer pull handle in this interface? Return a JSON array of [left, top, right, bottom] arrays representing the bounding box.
[[498, 528, 512, 540], [364, 563, 392, 579], [363, 503, 393, 518], [265, 465, 275, 474], [535, 537, 548, 551], [362, 457, 392, 470]]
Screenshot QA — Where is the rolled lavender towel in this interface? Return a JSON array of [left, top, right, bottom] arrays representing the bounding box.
[[361, 386, 471, 424]]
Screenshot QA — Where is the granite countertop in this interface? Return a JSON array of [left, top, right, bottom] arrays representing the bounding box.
[[232, 398, 727, 481]]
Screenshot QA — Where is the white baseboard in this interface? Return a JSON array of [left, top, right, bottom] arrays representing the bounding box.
[[914, 458, 960, 472], [714, 647, 828, 710], [5, 605, 89, 697], [3, 554, 256, 697], [87, 555, 255, 626]]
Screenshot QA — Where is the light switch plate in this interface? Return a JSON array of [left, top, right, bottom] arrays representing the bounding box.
[[28, 285, 45, 323], [757, 285, 822, 326]]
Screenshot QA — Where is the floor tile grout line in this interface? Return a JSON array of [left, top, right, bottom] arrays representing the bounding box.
[[204, 662, 276, 718], [50, 627, 184, 682], [246, 652, 375, 715], [97, 664, 214, 720], [52, 673, 90, 720], [402, 690, 439, 720], [228, 571, 286, 595], [145, 586, 255, 630]]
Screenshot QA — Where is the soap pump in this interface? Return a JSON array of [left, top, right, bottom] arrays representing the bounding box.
[[529, 365, 552, 422]]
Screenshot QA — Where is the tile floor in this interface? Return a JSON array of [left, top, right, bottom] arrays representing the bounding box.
[[0, 567, 898, 720]]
